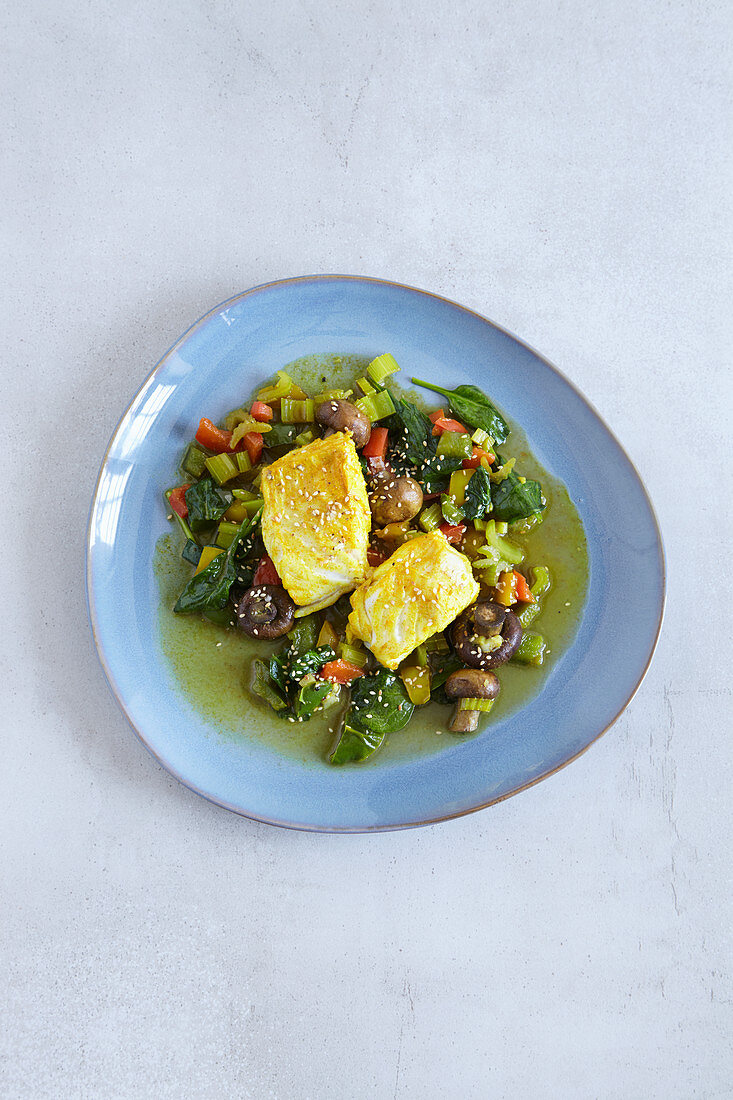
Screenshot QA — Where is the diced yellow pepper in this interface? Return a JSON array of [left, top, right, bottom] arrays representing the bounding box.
[[399, 664, 431, 705], [194, 546, 224, 575], [494, 570, 517, 606], [448, 468, 474, 505], [317, 621, 340, 650]]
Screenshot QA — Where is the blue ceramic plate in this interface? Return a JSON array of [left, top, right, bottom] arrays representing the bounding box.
[[86, 276, 664, 831]]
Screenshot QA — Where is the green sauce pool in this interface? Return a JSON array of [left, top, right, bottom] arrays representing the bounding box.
[[154, 354, 589, 768]]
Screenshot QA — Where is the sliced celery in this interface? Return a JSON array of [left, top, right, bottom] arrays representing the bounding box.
[[458, 697, 495, 713], [338, 642, 367, 668], [471, 427, 494, 449], [355, 389, 395, 422], [295, 429, 315, 446], [205, 453, 239, 485], [215, 521, 241, 548], [367, 353, 400, 386], [231, 488, 257, 501], [437, 431, 473, 461], [356, 377, 376, 396], [256, 371, 294, 403], [234, 451, 252, 474], [425, 632, 450, 654], [419, 503, 442, 532], [314, 389, 352, 403], [490, 457, 516, 483], [180, 442, 208, 479], [280, 398, 315, 423], [224, 407, 250, 431]]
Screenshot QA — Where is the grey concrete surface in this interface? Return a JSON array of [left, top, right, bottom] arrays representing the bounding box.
[[2, 1, 731, 1097]]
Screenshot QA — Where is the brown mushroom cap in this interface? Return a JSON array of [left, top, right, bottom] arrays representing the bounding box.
[[315, 399, 371, 449], [235, 585, 295, 639], [452, 600, 523, 669], [369, 475, 424, 526], [444, 668, 500, 700]]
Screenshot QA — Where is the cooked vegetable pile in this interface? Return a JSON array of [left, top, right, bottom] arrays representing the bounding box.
[[164, 354, 555, 764]]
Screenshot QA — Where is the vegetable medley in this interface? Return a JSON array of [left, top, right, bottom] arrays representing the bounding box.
[[164, 354, 555, 764]]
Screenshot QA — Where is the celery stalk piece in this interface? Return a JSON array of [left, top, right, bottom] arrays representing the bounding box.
[[214, 521, 241, 548], [354, 389, 395, 422], [458, 697, 495, 713], [205, 453, 239, 485], [314, 389, 352, 403], [367, 353, 400, 387], [280, 398, 315, 423], [231, 488, 257, 501], [338, 642, 368, 668], [356, 377, 376, 396], [471, 427, 494, 450], [425, 632, 450, 654], [419, 503, 443, 532], [234, 451, 252, 474]]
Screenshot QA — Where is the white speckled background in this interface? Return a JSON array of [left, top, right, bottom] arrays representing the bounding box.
[[3, 1, 731, 1096]]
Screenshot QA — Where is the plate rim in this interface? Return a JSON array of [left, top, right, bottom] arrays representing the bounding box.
[[85, 273, 667, 832]]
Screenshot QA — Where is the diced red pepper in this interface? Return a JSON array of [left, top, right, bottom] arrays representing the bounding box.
[[195, 417, 233, 454], [367, 545, 387, 567], [513, 571, 535, 603], [251, 401, 273, 422], [168, 484, 191, 518], [253, 554, 281, 586], [319, 659, 365, 684], [428, 408, 446, 424], [439, 522, 466, 545], [242, 431, 264, 464], [462, 446, 495, 469], [432, 416, 467, 436], [362, 426, 389, 459]]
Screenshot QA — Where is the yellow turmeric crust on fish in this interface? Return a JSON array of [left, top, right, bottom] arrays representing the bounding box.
[[260, 432, 370, 609], [348, 530, 480, 670]]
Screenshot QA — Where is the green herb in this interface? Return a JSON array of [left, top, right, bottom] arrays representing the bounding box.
[[184, 480, 230, 532], [410, 379, 509, 444], [463, 466, 493, 520], [173, 508, 262, 614], [347, 670, 415, 735], [329, 724, 385, 765]]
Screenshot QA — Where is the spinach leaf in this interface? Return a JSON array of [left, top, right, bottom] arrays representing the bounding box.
[[417, 453, 462, 494], [463, 465, 493, 520], [293, 680, 332, 720], [348, 670, 414, 735], [288, 646, 336, 683], [184, 479, 230, 532], [491, 471, 545, 522], [329, 724, 385, 765], [250, 658, 288, 711], [173, 508, 262, 614], [410, 378, 509, 444], [388, 396, 436, 464]]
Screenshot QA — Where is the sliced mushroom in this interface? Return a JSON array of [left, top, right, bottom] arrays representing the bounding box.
[[315, 399, 371, 448], [452, 600, 523, 669], [444, 668, 500, 733], [235, 584, 295, 639], [369, 475, 424, 525]]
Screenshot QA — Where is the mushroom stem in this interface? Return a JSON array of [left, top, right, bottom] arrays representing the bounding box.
[[449, 706, 479, 733]]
